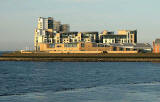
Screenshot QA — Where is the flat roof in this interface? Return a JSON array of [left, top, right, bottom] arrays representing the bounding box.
[[103, 35, 126, 38]]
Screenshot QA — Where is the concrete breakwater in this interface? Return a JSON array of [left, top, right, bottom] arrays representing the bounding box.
[[0, 52, 160, 62], [1, 57, 160, 62]]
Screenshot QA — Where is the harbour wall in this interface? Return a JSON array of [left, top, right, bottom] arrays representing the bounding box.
[[1, 52, 160, 62]]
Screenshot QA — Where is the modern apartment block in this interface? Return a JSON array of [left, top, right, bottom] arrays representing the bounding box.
[[34, 17, 70, 51], [37, 17, 53, 30], [153, 39, 160, 53], [34, 17, 149, 53], [48, 31, 98, 44], [34, 17, 100, 51], [99, 30, 137, 44], [55, 32, 79, 43]]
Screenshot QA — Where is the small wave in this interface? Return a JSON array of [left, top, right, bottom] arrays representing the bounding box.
[[0, 86, 98, 97], [54, 81, 160, 93], [55, 85, 98, 93], [0, 93, 25, 97], [55, 88, 75, 92], [1, 72, 8, 74], [127, 81, 160, 86]]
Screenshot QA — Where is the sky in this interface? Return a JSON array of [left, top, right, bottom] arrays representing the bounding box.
[[0, 0, 160, 51]]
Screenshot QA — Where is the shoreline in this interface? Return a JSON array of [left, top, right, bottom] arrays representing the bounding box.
[[1, 53, 160, 62], [0, 57, 160, 62]]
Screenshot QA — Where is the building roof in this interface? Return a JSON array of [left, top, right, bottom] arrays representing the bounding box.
[[134, 43, 152, 48], [60, 32, 78, 34], [123, 43, 134, 46], [81, 32, 98, 34], [109, 43, 122, 46], [103, 34, 126, 38], [60, 32, 78, 38]]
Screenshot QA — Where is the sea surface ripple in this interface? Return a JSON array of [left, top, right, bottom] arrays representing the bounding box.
[[0, 57, 160, 102]]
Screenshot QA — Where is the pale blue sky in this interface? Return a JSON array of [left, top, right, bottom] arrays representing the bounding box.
[[0, 0, 160, 51]]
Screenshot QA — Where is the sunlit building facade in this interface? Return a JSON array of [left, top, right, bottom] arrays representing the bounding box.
[[34, 17, 148, 53], [99, 30, 137, 44]]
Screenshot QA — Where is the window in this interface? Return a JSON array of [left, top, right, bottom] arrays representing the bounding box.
[[49, 44, 55, 48], [56, 45, 61, 47], [126, 48, 130, 51], [37, 46, 40, 51], [113, 47, 117, 51], [98, 44, 104, 47], [120, 48, 123, 51], [92, 43, 97, 47], [70, 39, 73, 42], [81, 43, 85, 47], [64, 43, 77, 47]]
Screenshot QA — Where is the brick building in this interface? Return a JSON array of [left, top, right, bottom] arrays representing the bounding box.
[[153, 39, 160, 53]]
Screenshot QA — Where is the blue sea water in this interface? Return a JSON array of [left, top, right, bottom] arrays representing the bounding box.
[[0, 59, 160, 101]]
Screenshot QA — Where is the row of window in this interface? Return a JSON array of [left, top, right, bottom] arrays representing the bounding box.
[[92, 44, 109, 47], [104, 39, 127, 43], [64, 44, 77, 47], [113, 47, 131, 51]]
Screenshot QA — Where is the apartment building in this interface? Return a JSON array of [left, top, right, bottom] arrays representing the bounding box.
[[81, 32, 99, 43], [52, 32, 98, 43], [37, 17, 53, 30], [34, 17, 141, 53], [34, 17, 70, 51], [100, 30, 137, 44], [55, 32, 79, 43]]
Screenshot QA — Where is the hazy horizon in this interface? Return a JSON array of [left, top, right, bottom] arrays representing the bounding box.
[[0, 0, 160, 51]]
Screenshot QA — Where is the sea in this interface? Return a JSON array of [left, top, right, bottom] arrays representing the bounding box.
[[0, 51, 160, 102]]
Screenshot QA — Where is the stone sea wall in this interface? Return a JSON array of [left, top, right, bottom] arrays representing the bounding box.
[[0, 52, 160, 62]]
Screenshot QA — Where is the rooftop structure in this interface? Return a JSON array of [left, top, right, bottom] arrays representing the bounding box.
[[60, 24, 70, 33], [53, 21, 61, 32]]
